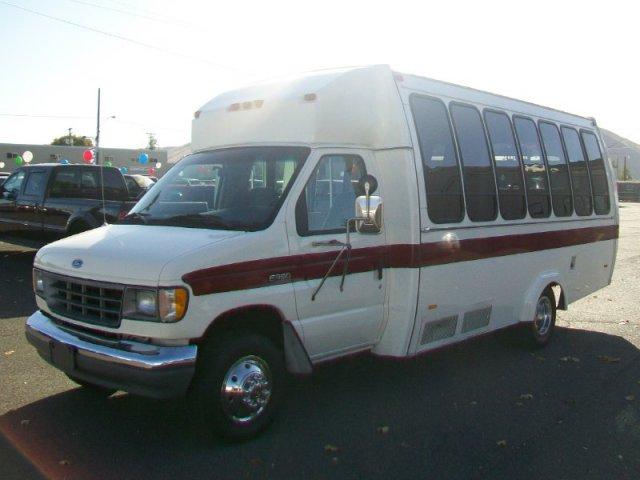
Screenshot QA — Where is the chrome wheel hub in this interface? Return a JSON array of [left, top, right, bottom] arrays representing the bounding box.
[[221, 356, 272, 423], [534, 296, 552, 336]]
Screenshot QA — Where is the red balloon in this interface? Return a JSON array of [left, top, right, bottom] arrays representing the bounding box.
[[82, 149, 94, 161], [148, 167, 155, 175]]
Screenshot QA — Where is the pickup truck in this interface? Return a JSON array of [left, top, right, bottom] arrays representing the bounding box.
[[0, 164, 135, 240]]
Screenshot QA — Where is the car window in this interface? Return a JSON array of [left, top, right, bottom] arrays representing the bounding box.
[[101, 169, 126, 201], [296, 154, 367, 235], [2, 170, 26, 195], [23, 172, 47, 197], [50, 169, 80, 198]]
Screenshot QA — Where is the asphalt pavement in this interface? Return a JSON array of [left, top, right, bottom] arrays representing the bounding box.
[[1, 205, 639, 480]]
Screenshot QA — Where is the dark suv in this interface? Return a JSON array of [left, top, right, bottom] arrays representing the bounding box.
[[0, 164, 135, 240]]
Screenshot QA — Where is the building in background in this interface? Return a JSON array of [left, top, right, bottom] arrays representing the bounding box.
[[0, 143, 167, 176]]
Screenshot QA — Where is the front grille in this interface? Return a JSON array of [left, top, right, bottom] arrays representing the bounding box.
[[42, 272, 124, 328]]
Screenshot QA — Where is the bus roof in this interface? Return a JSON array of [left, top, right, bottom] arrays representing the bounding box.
[[191, 65, 596, 153]]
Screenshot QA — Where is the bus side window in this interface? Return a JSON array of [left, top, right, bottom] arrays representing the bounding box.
[[410, 95, 465, 224], [581, 131, 610, 215], [484, 110, 526, 220], [449, 103, 498, 222], [513, 117, 551, 218], [561, 127, 593, 216], [539, 122, 573, 217]]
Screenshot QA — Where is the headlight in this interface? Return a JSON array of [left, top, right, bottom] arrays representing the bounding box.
[[123, 287, 188, 322], [33, 269, 44, 296]]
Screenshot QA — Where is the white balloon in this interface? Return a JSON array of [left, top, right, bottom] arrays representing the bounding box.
[[155, 162, 162, 169], [0, 161, 5, 169], [23, 151, 33, 163]]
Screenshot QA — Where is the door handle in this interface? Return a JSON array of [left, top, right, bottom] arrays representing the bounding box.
[[311, 239, 346, 247]]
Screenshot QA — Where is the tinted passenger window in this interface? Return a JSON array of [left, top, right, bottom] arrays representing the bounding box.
[[450, 104, 497, 222], [539, 122, 573, 217], [101, 169, 126, 201], [296, 155, 366, 235], [50, 169, 80, 198], [513, 117, 551, 218], [581, 131, 610, 215], [24, 172, 47, 197], [484, 111, 526, 220], [410, 95, 464, 224], [561, 127, 592, 216]]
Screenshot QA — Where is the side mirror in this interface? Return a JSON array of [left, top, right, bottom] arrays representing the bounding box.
[[355, 195, 383, 233], [2, 189, 16, 201], [354, 174, 382, 233]]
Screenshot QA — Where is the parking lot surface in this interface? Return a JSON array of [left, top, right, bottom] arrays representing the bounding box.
[[1, 205, 639, 480]]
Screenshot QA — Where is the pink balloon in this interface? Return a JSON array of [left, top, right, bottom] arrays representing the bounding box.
[[147, 167, 155, 175], [83, 150, 94, 161]]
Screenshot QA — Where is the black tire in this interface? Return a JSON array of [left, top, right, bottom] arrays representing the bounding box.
[[525, 287, 556, 348], [67, 222, 90, 236], [66, 374, 116, 396], [189, 332, 285, 441]]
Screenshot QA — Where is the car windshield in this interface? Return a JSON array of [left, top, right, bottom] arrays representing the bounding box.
[[123, 146, 310, 231]]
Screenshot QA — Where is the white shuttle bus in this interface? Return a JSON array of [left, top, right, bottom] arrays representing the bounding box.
[[26, 65, 618, 439]]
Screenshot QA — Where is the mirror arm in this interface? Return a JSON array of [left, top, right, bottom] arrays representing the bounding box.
[[311, 217, 365, 301]]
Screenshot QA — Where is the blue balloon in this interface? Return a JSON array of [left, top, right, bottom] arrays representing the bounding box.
[[138, 152, 149, 164], [60, 159, 69, 165], [120, 166, 128, 174]]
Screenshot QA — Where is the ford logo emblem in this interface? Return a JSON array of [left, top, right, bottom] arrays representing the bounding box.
[[72, 259, 83, 269]]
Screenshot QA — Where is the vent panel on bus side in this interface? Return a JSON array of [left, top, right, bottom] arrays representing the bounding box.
[[420, 315, 458, 345]]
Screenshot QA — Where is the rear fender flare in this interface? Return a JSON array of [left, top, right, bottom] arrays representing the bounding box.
[[520, 271, 567, 324]]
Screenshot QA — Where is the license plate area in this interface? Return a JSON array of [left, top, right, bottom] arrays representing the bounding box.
[[50, 341, 76, 371]]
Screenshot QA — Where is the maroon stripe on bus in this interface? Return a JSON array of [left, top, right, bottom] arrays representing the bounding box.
[[182, 224, 618, 296]]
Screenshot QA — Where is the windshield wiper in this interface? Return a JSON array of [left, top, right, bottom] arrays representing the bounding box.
[[157, 213, 235, 230], [119, 212, 149, 225]]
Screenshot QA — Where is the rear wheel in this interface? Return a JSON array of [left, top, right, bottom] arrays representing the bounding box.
[[526, 287, 556, 348], [190, 332, 285, 441]]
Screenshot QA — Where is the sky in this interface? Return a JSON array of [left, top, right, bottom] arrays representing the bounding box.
[[0, 0, 638, 150]]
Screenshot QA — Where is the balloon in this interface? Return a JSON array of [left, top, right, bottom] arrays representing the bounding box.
[[147, 167, 155, 175], [155, 162, 162, 169], [23, 151, 33, 163], [119, 166, 128, 174], [83, 156, 94, 164], [60, 159, 70, 165], [15, 156, 23, 166], [0, 162, 5, 169], [104, 160, 113, 167], [82, 149, 94, 162], [138, 152, 149, 164]]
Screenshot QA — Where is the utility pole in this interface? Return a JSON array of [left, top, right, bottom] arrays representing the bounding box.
[[95, 88, 101, 165], [67, 127, 73, 146]]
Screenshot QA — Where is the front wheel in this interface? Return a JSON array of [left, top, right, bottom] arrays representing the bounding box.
[[190, 333, 285, 441]]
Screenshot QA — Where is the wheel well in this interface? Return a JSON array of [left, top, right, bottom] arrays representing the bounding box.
[[548, 282, 567, 310], [201, 305, 285, 349]]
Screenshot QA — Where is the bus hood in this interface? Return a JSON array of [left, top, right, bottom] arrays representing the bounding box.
[[34, 225, 242, 286]]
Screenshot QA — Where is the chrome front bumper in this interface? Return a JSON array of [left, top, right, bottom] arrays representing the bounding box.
[[25, 311, 198, 399]]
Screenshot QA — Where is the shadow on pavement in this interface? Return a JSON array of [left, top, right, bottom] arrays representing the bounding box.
[[1, 326, 639, 480]]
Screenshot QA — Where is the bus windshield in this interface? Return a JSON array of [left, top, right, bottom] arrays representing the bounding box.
[[123, 146, 310, 231]]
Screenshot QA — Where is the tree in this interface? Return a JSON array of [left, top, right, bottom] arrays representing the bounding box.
[[51, 134, 93, 147], [146, 133, 158, 150]]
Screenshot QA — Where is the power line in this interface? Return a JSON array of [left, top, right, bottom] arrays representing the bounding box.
[[0, 112, 188, 133], [0, 1, 252, 74], [67, 0, 204, 30], [0, 113, 93, 119]]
